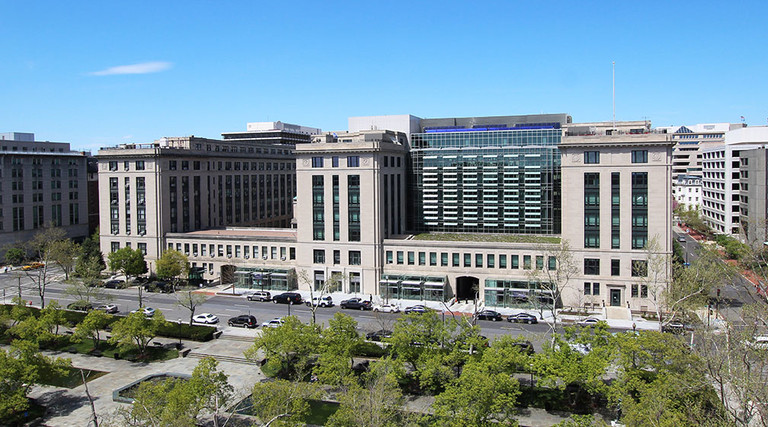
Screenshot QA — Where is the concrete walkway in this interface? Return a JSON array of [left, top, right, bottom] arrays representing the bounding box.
[[23, 335, 262, 426]]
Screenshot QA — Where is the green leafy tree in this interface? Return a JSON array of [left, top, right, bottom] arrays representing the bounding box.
[[4, 247, 25, 266], [48, 238, 79, 280], [388, 311, 449, 374], [155, 249, 189, 290], [38, 299, 67, 336], [433, 357, 521, 426], [76, 233, 105, 277], [176, 290, 208, 326], [109, 310, 167, 356], [73, 310, 112, 349], [187, 357, 233, 427], [65, 278, 110, 304], [244, 316, 321, 380], [250, 379, 318, 426], [107, 247, 148, 282], [314, 312, 362, 385], [327, 359, 406, 427]]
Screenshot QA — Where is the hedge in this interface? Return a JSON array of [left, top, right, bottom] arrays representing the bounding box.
[[156, 322, 216, 342]]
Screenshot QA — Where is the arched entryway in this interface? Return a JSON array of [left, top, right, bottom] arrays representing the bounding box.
[[456, 276, 479, 302]]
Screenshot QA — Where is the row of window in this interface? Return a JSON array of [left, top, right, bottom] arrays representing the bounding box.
[[385, 250, 557, 270], [583, 150, 649, 164], [312, 156, 361, 168], [167, 242, 297, 261], [583, 282, 648, 298], [583, 258, 647, 276], [313, 249, 362, 265]]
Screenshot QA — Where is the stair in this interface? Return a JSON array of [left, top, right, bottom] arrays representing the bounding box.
[[218, 334, 256, 343], [186, 351, 259, 365], [604, 306, 632, 320]]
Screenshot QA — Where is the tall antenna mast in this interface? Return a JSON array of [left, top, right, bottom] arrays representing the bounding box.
[[612, 61, 616, 130]]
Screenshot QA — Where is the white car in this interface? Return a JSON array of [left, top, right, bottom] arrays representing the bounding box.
[[96, 303, 118, 314], [130, 307, 156, 317], [746, 335, 768, 350], [192, 313, 219, 324], [373, 303, 400, 313], [261, 318, 285, 328]]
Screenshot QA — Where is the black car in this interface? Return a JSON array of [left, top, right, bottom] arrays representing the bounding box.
[[512, 340, 535, 355], [366, 329, 393, 342], [103, 279, 125, 289], [228, 315, 258, 328], [144, 281, 172, 293], [662, 320, 687, 334], [67, 301, 93, 312], [507, 312, 538, 324], [340, 298, 372, 310], [476, 310, 503, 321], [272, 292, 303, 304]]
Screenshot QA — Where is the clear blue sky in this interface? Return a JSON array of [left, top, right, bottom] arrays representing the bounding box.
[[2, 1, 767, 152]]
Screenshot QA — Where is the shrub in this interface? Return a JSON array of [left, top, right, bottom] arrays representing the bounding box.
[[352, 341, 387, 358], [156, 322, 215, 342]]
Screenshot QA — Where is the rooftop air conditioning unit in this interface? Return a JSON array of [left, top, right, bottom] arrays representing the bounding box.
[[193, 253, 198, 257], [112, 231, 119, 235], [210, 254, 215, 257], [227, 254, 232, 258], [281, 256, 286, 261], [126, 231, 130, 235], [262, 255, 268, 260], [244, 254, 249, 259]]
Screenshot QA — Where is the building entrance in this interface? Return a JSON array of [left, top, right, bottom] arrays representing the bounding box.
[[610, 289, 621, 307], [456, 276, 479, 302]]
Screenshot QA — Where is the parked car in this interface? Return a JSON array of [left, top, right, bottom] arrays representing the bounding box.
[[340, 298, 372, 310], [272, 292, 302, 304], [22, 262, 45, 271], [192, 313, 219, 324], [67, 301, 93, 312], [305, 296, 334, 307], [261, 317, 285, 328], [507, 312, 538, 324], [372, 303, 400, 313], [366, 329, 393, 342], [512, 340, 535, 355], [746, 335, 768, 350], [228, 315, 258, 328], [131, 307, 156, 317], [677, 235, 687, 242], [404, 304, 430, 314], [662, 320, 687, 334], [577, 317, 602, 327], [96, 303, 118, 314], [476, 310, 503, 321], [247, 291, 271, 302], [103, 279, 125, 289]]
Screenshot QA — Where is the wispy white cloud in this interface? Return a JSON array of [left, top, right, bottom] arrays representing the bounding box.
[[89, 61, 172, 76]]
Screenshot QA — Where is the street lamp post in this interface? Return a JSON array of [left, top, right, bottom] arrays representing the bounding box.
[[177, 319, 182, 348]]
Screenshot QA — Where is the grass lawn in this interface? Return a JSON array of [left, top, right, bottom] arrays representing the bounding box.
[[38, 365, 108, 388], [412, 233, 561, 244], [305, 400, 340, 425]]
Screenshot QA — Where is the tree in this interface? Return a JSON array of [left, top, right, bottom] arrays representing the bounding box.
[[433, 359, 521, 426], [298, 269, 344, 324], [76, 232, 105, 277], [187, 357, 233, 427], [4, 247, 25, 266], [176, 290, 207, 326], [527, 239, 580, 336], [314, 312, 362, 386], [109, 310, 167, 356], [675, 204, 711, 235], [388, 311, 450, 375], [107, 247, 148, 283], [73, 310, 112, 349], [155, 249, 189, 290], [250, 379, 318, 426], [326, 359, 407, 427], [244, 316, 321, 380], [48, 238, 79, 280], [26, 225, 67, 308]]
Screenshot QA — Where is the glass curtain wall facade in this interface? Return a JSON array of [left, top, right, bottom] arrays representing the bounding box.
[[410, 128, 562, 234]]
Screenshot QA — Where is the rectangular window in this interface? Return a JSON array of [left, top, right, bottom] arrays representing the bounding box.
[[592, 283, 600, 296], [611, 172, 620, 249], [584, 172, 600, 248], [347, 156, 360, 167], [611, 259, 620, 276], [464, 253, 471, 267], [631, 172, 648, 249], [511, 255, 519, 269], [135, 160, 145, 170], [631, 284, 639, 298], [333, 250, 341, 265], [408, 251, 415, 265], [397, 251, 404, 264], [548, 256, 557, 270], [584, 151, 600, 164], [331, 156, 339, 168], [348, 175, 361, 241], [475, 253, 483, 268], [312, 157, 324, 168], [631, 150, 648, 163], [487, 254, 495, 268], [430, 252, 437, 266], [452, 253, 460, 267], [584, 258, 600, 275], [640, 284, 648, 298], [348, 251, 361, 265], [523, 255, 531, 270], [290, 247, 296, 260], [499, 254, 507, 268], [313, 249, 325, 264], [312, 175, 325, 240], [584, 283, 591, 295], [386, 250, 393, 264], [441, 252, 448, 267], [418, 252, 426, 266], [536, 256, 544, 270], [631, 260, 648, 277]]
